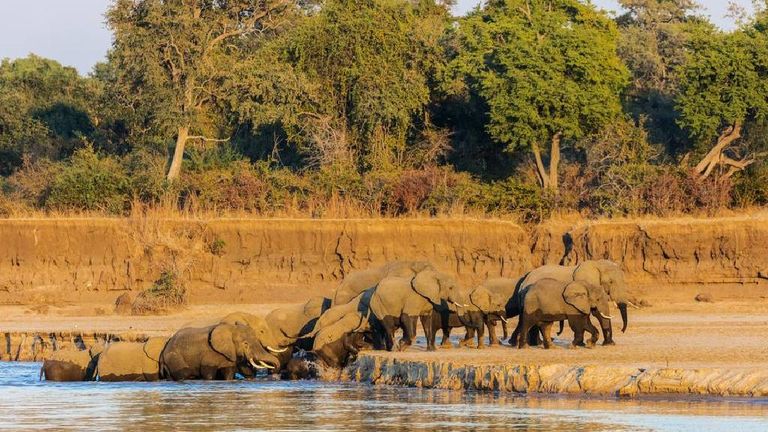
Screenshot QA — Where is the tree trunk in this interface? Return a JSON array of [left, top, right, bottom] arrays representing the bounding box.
[[167, 126, 189, 181], [531, 142, 550, 190], [530, 133, 561, 192], [549, 133, 561, 192], [694, 122, 742, 179]]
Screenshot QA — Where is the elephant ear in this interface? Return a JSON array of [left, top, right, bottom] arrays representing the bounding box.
[[469, 287, 492, 313], [411, 270, 442, 305], [312, 312, 365, 351], [143, 337, 169, 363], [209, 324, 237, 363], [562, 282, 591, 315]]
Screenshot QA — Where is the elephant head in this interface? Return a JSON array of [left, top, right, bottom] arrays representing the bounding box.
[[209, 323, 281, 372], [311, 305, 373, 368], [411, 270, 467, 312], [219, 312, 291, 355], [468, 286, 507, 323], [562, 281, 612, 320], [573, 260, 630, 332]]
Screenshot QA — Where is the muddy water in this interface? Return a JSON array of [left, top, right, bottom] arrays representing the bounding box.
[[2, 363, 767, 431]]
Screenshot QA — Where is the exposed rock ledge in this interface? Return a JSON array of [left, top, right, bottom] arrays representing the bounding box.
[[337, 354, 768, 398]]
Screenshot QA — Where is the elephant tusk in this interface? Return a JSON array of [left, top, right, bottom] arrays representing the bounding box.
[[267, 346, 288, 354], [627, 301, 640, 309], [258, 361, 275, 370], [598, 312, 614, 320], [249, 358, 268, 369], [499, 316, 508, 323]]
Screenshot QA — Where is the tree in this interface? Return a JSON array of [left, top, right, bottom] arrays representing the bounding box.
[[106, 0, 294, 180], [676, 20, 768, 180], [266, 0, 452, 172], [616, 0, 701, 151], [0, 55, 98, 175], [451, 0, 628, 191]]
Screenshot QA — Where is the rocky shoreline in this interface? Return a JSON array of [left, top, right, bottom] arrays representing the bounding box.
[[336, 354, 768, 399]]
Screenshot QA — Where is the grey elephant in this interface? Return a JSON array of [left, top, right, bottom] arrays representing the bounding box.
[[218, 312, 291, 372], [308, 288, 381, 368], [511, 260, 633, 346], [369, 270, 467, 352], [332, 261, 435, 305], [517, 278, 610, 349], [96, 337, 168, 381], [160, 323, 280, 381], [40, 345, 103, 381], [265, 296, 332, 351], [428, 285, 508, 349]]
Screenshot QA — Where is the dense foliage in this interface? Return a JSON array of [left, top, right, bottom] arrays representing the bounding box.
[[1, 0, 767, 221]]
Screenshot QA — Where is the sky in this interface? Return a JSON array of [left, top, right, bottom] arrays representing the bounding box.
[[0, 0, 756, 75]]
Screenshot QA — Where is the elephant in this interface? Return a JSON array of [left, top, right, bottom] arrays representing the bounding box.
[[159, 323, 280, 381], [40, 345, 103, 381], [428, 285, 508, 349], [515, 260, 633, 345], [265, 296, 332, 351], [369, 270, 467, 352], [96, 337, 169, 381], [218, 312, 292, 372], [332, 261, 435, 305], [309, 288, 381, 368], [516, 278, 609, 349]]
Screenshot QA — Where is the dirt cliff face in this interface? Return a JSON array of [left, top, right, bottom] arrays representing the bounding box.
[[560, 217, 768, 286], [0, 219, 531, 305], [1, 215, 766, 306]]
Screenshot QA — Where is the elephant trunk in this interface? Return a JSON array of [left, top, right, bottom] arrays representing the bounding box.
[[618, 302, 628, 333]]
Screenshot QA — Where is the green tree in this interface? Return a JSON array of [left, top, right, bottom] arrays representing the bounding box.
[[0, 55, 98, 175], [451, 0, 628, 191], [616, 0, 700, 151], [106, 0, 295, 180], [676, 20, 768, 180], [269, 0, 452, 172]]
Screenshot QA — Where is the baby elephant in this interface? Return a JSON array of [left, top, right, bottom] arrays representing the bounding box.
[[518, 278, 611, 349], [40, 345, 103, 381]]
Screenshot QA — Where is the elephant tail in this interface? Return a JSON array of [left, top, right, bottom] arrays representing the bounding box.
[[557, 320, 564, 336]]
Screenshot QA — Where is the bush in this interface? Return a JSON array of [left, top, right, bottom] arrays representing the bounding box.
[[474, 177, 552, 222], [45, 146, 129, 214], [131, 271, 188, 315]]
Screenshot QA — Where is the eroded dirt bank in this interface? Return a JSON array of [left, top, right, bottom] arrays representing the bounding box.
[[339, 355, 768, 398], [1, 215, 767, 306]]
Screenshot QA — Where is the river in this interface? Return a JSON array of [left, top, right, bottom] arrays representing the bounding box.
[[1, 363, 767, 431]]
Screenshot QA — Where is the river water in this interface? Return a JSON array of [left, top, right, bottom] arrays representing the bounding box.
[[2, 363, 767, 431]]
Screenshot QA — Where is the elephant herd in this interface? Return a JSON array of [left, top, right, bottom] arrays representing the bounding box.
[[41, 259, 634, 382]]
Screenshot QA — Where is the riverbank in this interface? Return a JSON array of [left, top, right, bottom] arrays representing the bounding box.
[[4, 300, 768, 399]]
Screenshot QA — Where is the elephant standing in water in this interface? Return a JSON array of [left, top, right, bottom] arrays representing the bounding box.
[[517, 278, 610, 349], [332, 261, 435, 305], [40, 345, 103, 381], [309, 288, 380, 368], [160, 323, 281, 380], [96, 337, 169, 381], [511, 260, 633, 346], [370, 270, 467, 352], [218, 312, 291, 372]]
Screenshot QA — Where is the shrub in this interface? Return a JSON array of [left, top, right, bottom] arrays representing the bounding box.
[[131, 270, 188, 315], [45, 146, 129, 214], [475, 177, 552, 223]]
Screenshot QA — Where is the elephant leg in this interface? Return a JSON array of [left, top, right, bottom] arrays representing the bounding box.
[[509, 317, 523, 346], [568, 316, 586, 347], [200, 366, 218, 380], [501, 319, 509, 341], [527, 326, 541, 346], [475, 320, 486, 349], [517, 314, 535, 349], [486, 318, 500, 346], [585, 316, 600, 347], [459, 326, 473, 348], [594, 313, 615, 346], [420, 314, 437, 352], [540, 322, 554, 349], [218, 366, 236, 381], [441, 326, 453, 348], [381, 316, 397, 352], [397, 314, 417, 351]]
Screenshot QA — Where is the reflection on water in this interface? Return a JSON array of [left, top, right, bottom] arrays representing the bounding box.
[[1, 363, 767, 431]]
